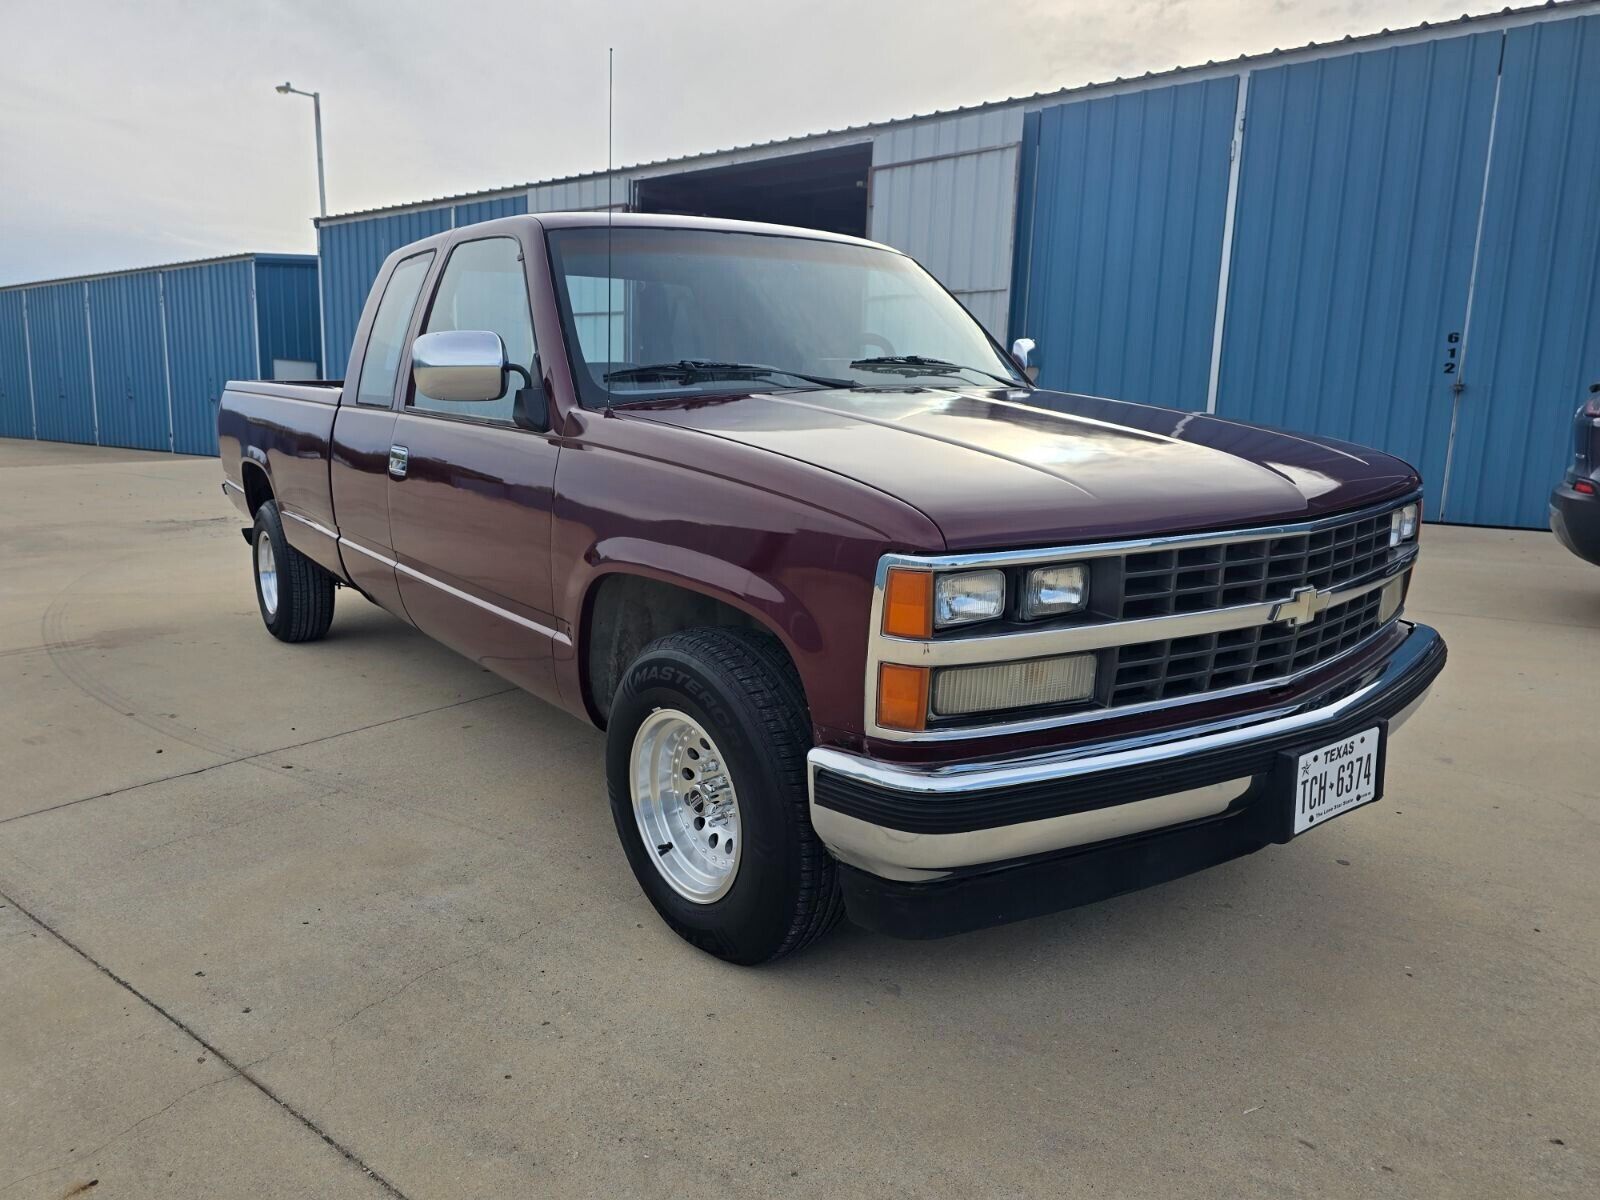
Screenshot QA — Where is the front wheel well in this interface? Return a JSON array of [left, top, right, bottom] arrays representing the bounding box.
[[581, 574, 794, 726]]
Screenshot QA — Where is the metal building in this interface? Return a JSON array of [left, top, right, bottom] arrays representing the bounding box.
[[0, 254, 320, 455], [310, 1, 1598, 528]]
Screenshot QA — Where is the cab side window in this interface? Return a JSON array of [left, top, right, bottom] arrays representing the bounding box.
[[354, 252, 433, 407], [412, 237, 536, 422]]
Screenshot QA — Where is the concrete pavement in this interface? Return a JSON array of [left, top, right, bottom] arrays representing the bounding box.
[[1, 438, 1595, 1198]]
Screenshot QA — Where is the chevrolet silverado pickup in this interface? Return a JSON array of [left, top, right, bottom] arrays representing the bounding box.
[[219, 213, 1446, 963]]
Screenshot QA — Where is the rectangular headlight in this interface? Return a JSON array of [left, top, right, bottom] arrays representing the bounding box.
[[1020, 563, 1089, 619], [932, 654, 1097, 717], [1390, 503, 1419, 547], [934, 569, 1005, 628]]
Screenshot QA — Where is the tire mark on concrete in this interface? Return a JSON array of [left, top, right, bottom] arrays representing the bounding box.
[[40, 565, 243, 760], [0, 889, 412, 1200]]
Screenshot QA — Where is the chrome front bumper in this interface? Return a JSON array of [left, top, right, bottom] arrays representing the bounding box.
[[808, 622, 1444, 883]]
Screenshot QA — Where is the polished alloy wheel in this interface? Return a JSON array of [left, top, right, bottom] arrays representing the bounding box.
[[629, 708, 742, 903], [256, 530, 279, 616]]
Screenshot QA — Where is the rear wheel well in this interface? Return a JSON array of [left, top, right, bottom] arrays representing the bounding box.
[[582, 574, 791, 726], [241, 460, 273, 516]]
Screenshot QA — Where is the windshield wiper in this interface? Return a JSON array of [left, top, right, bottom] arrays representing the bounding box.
[[849, 354, 1022, 389], [603, 360, 855, 389]]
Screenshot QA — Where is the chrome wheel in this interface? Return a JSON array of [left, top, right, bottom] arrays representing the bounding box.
[[256, 530, 279, 617], [630, 708, 742, 903]]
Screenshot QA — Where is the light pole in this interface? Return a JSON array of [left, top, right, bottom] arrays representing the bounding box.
[[275, 82, 326, 218]]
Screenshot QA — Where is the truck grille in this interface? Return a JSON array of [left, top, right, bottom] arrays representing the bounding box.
[[1109, 509, 1395, 706]]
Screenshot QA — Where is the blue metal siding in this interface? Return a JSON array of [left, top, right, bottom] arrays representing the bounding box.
[[0, 290, 32, 439], [161, 260, 257, 455], [85, 272, 170, 450], [452, 194, 528, 227], [252, 257, 321, 378], [319, 208, 452, 378], [27, 283, 97, 444], [1011, 77, 1239, 410], [1443, 14, 1600, 526], [1214, 31, 1503, 518]]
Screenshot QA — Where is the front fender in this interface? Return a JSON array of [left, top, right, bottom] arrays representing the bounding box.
[[550, 410, 946, 746]]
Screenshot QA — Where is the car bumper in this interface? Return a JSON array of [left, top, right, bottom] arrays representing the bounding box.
[[1550, 480, 1600, 566], [807, 621, 1446, 938]]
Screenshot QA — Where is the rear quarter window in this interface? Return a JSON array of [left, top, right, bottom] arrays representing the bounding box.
[[355, 252, 434, 407]]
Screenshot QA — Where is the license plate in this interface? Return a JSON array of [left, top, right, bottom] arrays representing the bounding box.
[[1292, 727, 1381, 835]]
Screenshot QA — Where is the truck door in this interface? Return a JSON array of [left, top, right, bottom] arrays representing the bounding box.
[[329, 249, 435, 615], [385, 234, 564, 705]]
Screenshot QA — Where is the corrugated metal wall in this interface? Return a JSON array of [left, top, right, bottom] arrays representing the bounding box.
[[320, 209, 452, 378], [453, 194, 530, 226], [26, 283, 97, 444], [254, 256, 323, 377], [0, 255, 318, 455], [85, 272, 169, 450], [0, 290, 33, 439], [1441, 13, 1600, 525], [162, 259, 257, 455], [1009, 13, 1598, 527], [318, 194, 529, 377], [869, 111, 1022, 335], [529, 175, 631, 213], [1010, 76, 1239, 409]]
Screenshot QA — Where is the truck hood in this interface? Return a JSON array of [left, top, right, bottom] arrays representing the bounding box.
[[621, 387, 1420, 551]]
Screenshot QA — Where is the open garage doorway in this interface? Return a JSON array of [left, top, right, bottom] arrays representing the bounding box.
[[633, 144, 872, 237]]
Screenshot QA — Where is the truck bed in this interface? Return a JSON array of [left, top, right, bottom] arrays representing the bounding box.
[[217, 378, 346, 568]]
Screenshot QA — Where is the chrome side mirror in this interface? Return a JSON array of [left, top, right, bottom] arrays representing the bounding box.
[[412, 330, 508, 402], [1010, 337, 1040, 382]]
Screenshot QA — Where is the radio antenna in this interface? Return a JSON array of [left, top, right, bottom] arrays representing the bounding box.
[[606, 47, 614, 403]]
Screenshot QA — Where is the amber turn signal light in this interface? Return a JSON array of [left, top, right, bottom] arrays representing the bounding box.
[[877, 663, 930, 732], [882, 568, 933, 638]]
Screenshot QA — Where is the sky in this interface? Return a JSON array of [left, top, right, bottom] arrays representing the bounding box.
[[2, 0, 1481, 286]]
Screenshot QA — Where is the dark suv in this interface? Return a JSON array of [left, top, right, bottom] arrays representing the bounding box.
[[1551, 383, 1600, 566]]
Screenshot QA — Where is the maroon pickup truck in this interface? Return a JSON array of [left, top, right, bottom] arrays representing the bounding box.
[[219, 213, 1445, 963]]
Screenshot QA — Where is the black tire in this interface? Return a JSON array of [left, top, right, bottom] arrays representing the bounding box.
[[606, 628, 844, 964], [251, 500, 335, 643]]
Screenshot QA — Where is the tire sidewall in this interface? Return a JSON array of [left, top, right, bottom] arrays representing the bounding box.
[[607, 644, 807, 963], [252, 502, 292, 637]]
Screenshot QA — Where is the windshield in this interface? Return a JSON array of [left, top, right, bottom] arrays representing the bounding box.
[[545, 226, 1026, 407]]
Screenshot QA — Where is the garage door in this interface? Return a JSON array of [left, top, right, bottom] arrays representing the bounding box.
[[1213, 31, 1503, 520], [1438, 14, 1600, 525]]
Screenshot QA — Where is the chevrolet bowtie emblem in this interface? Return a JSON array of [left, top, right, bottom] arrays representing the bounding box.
[[1273, 585, 1327, 627]]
